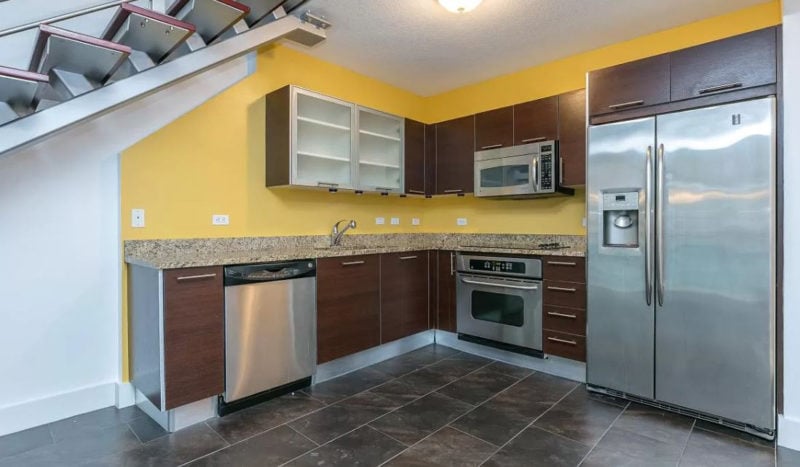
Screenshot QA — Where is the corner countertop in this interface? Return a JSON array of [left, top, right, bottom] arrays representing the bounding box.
[[125, 233, 585, 269]]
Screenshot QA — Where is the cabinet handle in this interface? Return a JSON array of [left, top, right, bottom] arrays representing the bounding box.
[[559, 158, 564, 185], [176, 273, 217, 281], [608, 100, 644, 110], [317, 182, 339, 188], [480, 143, 503, 150], [547, 311, 577, 319], [375, 186, 395, 192], [407, 189, 425, 194], [341, 260, 365, 266], [548, 336, 577, 346], [521, 136, 546, 143], [698, 82, 743, 95], [547, 286, 577, 293], [443, 189, 463, 194], [450, 252, 455, 276], [399, 255, 418, 260], [547, 261, 577, 266]]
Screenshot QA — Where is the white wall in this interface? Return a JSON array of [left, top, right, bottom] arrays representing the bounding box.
[[780, 0, 800, 450], [0, 141, 122, 437]]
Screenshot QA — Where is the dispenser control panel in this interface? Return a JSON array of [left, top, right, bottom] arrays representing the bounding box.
[[603, 192, 639, 210]]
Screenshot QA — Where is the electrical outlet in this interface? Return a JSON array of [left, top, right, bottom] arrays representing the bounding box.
[[131, 209, 145, 228], [582, 217, 587, 227], [390, 217, 400, 225], [375, 217, 385, 225], [457, 217, 468, 226], [212, 214, 230, 225], [411, 218, 420, 226]]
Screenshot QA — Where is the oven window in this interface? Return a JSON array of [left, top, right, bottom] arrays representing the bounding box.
[[471, 291, 524, 327], [479, 165, 530, 189]]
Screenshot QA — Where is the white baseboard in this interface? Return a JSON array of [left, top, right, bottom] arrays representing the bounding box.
[[779, 414, 800, 449], [0, 382, 118, 436], [116, 382, 136, 408]]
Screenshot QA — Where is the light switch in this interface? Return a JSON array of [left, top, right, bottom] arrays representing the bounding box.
[[411, 218, 421, 226], [212, 214, 229, 225], [375, 217, 385, 225], [390, 217, 400, 225], [457, 218, 468, 226], [131, 209, 145, 228]]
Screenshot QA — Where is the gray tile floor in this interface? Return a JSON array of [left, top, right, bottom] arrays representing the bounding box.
[[0, 344, 797, 466]]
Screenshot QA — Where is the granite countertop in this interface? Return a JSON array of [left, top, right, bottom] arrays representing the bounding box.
[[125, 233, 585, 269]]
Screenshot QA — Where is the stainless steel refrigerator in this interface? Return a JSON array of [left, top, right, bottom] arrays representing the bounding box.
[[586, 97, 776, 438]]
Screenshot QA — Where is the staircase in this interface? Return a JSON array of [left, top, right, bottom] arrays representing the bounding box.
[[0, 0, 327, 157]]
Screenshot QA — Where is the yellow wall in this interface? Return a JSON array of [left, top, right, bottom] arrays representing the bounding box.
[[119, 1, 781, 379]]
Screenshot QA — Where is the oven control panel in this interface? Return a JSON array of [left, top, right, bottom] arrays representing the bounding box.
[[457, 254, 542, 279], [469, 259, 526, 275]]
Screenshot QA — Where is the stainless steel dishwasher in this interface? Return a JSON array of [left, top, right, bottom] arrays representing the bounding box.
[[220, 260, 316, 414]]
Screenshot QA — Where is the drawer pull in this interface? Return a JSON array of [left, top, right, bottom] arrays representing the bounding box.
[[548, 336, 577, 346], [698, 82, 743, 95], [547, 286, 577, 293], [547, 261, 577, 266], [341, 260, 365, 266], [480, 143, 503, 150], [375, 186, 396, 192], [407, 189, 425, 194], [521, 136, 547, 143], [547, 311, 577, 319], [399, 255, 418, 260], [317, 181, 340, 188], [176, 273, 217, 281], [443, 189, 464, 194], [608, 99, 644, 110]]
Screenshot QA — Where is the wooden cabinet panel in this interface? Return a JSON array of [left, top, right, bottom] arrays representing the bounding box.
[[475, 106, 513, 150], [380, 251, 429, 343], [513, 96, 558, 145], [317, 255, 380, 364], [670, 27, 777, 102], [162, 267, 224, 410], [425, 124, 436, 197], [435, 251, 457, 332], [543, 305, 586, 337], [436, 115, 475, 195], [557, 90, 586, 187], [544, 280, 586, 309], [542, 256, 585, 283], [588, 54, 670, 117], [543, 329, 586, 362], [404, 119, 426, 196]]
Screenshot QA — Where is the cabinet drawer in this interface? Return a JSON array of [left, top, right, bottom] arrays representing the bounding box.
[[543, 305, 586, 336], [670, 27, 777, 102], [544, 280, 586, 309], [475, 106, 513, 150], [542, 256, 585, 283], [588, 54, 670, 116], [163, 266, 224, 410], [543, 329, 586, 362]]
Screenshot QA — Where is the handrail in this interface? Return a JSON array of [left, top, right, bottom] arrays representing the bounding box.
[[0, 0, 136, 38]]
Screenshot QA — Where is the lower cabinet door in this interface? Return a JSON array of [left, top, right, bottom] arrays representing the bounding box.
[[380, 251, 429, 343], [436, 251, 457, 332], [162, 266, 224, 410], [317, 255, 380, 364]]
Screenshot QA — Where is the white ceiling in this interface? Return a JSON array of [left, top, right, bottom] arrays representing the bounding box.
[[290, 0, 770, 96]]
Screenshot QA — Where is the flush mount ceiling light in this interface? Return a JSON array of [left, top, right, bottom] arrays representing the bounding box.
[[438, 0, 483, 14]]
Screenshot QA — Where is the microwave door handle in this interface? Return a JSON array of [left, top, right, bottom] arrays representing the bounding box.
[[460, 277, 539, 291], [531, 157, 539, 191]]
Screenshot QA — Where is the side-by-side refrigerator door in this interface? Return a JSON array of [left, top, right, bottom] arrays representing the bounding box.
[[587, 117, 655, 399], [655, 98, 775, 433]]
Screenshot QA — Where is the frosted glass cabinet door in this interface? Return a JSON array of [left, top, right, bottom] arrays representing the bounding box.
[[356, 106, 404, 192], [292, 88, 355, 189]]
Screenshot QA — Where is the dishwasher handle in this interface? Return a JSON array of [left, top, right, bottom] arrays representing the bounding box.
[[224, 260, 316, 285]]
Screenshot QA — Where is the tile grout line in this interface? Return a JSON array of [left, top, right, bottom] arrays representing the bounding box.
[[176, 421, 233, 467], [447, 423, 503, 448], [675, 419, 697, 467], [575, 399, 631, 466], [278, 355, 498, 466], [286, 424, 322, 447], [478, 382, 581, 466]]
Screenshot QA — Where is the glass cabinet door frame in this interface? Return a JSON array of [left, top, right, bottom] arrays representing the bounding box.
[[354, 105, 405, 194]]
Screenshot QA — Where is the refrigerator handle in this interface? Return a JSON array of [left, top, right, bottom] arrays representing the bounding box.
[[656, 143, 665, 306], [645, 145, 653, 306]]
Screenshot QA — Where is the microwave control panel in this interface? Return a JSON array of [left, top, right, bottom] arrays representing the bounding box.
[[539, 145, 554, 192]]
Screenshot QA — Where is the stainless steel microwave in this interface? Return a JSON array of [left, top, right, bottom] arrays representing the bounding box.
[[473, 141, 573, 198]]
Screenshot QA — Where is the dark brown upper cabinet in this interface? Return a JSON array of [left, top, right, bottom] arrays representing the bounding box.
[[588, 54, 670, 117], [557, 89, 586, 187], [316, 255, 380, 364], [514, 96, 558, 145], [475, 106, 513, 150], [670, 27, 777, 102], [404, 119, 425, 196], [435, 115, 475, 195], [425, 124, 436, 197]]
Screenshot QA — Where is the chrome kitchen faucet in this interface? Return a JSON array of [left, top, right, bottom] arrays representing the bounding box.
[[330, 219, 357, 246]]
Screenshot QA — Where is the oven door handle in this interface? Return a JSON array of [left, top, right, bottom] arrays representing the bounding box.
[[459, 277, 539, 290]]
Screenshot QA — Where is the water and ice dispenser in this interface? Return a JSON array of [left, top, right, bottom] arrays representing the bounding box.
[[602, 191, 639, 247]]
